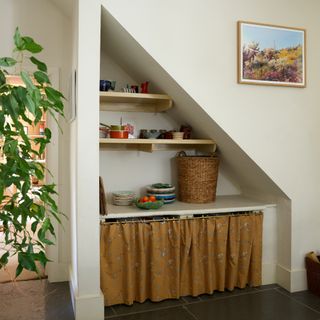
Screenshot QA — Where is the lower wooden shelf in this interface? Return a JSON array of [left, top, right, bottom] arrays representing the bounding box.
[[100, 195, 275, 220], [99, 138, 216, 152]]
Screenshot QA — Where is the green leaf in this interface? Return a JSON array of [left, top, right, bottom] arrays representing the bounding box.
[[44, 128, 51, 140], [39, 206, 45, 219], [31, 221, 38, 233], [14, 27, 24, 50], [22, 36, 43, 53], [30, 56, 47, 72], [20, 71, 36, 91], [13, 86, 27, 105], [33, 71, 50, 85], [42, 238, 54, 245], [0, 70, 5, 86], [16, 264, 23, 278], [31, 88, 41, 107], [0, 183, 4, 203], [24, 94, 36, 115], [18, 252, 37, 271], [8, 94, 19, 115], [0, 57, 16, 67], [22, 180, 31, 196], [45, 87, 64, 101], [38, 227, 54, 246], [34, 251, 50, 268], [42, 217, 51, 233], [27, 243, 34, 254], [0, 252, 9, 268], [0, 112, 4, 131]]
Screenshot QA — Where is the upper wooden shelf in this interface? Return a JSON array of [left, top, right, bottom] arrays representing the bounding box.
[[99, 138, 216, 153], [99, 92, 173, 112]]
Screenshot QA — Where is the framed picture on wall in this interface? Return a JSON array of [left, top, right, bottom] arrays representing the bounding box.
[[238, 21, 306, 87]]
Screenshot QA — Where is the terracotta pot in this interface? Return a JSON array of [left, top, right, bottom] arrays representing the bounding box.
[[172, 132, 184, 140], [109, 130, 129, 139]]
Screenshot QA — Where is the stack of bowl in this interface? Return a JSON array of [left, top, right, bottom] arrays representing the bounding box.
[[112, 191, 136, 206], [146, 183, 176, 204]]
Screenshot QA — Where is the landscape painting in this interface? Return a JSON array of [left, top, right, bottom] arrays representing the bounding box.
[[238, 21, 306, 87]]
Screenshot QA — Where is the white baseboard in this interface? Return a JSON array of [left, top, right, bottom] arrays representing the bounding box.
[[69, 266, 77, 311], [69, 266, 104, 320], [73, 292, 104, 320], [290, 268, 307, 292], [262, 263, 277, 285], [47, 261, 69, 282], [276, 264, 291, 291], [276, 264, 307, 292]]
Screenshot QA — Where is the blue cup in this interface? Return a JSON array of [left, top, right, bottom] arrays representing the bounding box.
[[100, 80, 116, 91], [100, 80, 111, 91]]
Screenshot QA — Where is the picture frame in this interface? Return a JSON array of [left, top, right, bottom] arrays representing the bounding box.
[[238, 21, 306, 87]]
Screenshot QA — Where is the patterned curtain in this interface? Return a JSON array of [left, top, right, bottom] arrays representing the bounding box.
[[100, 212, 263, 306]]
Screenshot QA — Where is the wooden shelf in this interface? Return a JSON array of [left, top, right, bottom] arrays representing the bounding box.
[[99, 138, 216, 152], [100, 92, 173, 112], [100, 195, 275, 220], [26, 159, 46, 163], [28, 135, 45, 138]]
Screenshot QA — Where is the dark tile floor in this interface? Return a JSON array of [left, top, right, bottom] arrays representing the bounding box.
[[1, 281, 320, 320], [105, 285, 320, 320]]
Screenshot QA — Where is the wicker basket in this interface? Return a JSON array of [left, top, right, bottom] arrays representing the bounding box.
[[305, 256, 320, 296], [176, 151, 219, 203]]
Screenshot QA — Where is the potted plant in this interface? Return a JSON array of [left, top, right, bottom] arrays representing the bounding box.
[[0, 28, 64, 277]]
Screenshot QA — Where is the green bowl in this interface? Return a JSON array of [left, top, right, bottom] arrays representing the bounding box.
[[134, 199, 164, 210]]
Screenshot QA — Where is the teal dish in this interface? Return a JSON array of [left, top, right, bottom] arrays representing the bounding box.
[[163, 198, 176, 204], [147, 184, 175, 194], [134, 199, 164, 210], [152, 183, 173, 188], [147, 193, 176, 200]]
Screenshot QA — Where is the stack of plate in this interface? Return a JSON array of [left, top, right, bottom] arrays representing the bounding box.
[[112, 191, 136, 206], [146, 183, 176, 204]]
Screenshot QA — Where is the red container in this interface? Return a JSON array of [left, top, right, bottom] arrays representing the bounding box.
[[109, 130, 129, 139]]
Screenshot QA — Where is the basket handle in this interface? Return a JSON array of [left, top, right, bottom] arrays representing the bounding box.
[[176, 151, 187, 157], [176, 151, 218, 157]]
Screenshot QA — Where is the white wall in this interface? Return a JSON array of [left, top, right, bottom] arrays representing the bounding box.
[[0, 0, 72, 282], [100, 52, 137, 91], [69, 0, 79, 309], [69, 0, 104, 319], [101, 0, 320, 291]]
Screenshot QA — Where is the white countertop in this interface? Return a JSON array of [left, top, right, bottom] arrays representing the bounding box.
[[100, 195, 275, 220]]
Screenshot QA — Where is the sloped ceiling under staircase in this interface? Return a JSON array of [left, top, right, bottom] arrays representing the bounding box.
[[100, 7, 287, 202]]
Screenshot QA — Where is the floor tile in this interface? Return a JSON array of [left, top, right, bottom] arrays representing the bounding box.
[[110, 306, 195, 320], [105, 306, 116, 318], [276, 288, 320, 313], [187, 289, 320, 320], [199, 286, 257, 301], [254, 284, 281, 291], [44, 282, 75, 320], [181, 295, 202, 303], [112, 298, 184, 315]]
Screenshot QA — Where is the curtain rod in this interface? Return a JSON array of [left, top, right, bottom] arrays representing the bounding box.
[[100, 211, 263, 225]]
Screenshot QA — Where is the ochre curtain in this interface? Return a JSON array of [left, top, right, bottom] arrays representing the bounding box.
[[100, 213, 263, 306]]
